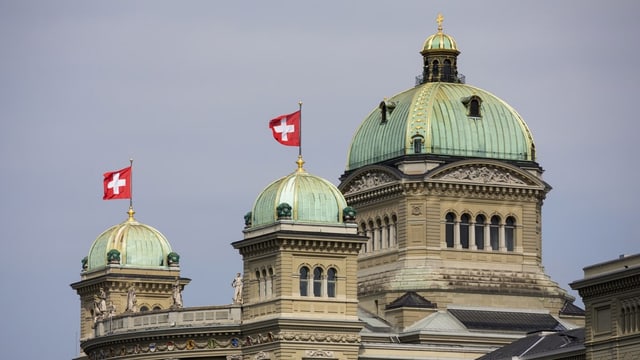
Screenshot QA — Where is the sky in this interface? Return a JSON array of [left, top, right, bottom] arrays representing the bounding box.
[[1, 1, 639, 359]]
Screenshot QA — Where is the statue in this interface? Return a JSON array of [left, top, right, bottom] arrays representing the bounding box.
[[167, 252, 180, 267], [125, 285, 137, 313], [244, 211, 252, 228], [232, 273, 243, 304], [343, 206, 357, 222], [93, 288, 108, 323], [81, 256, 88, 271], [107, 249, 120, 264], [276, 202, 292, 219], [172, 281, 183, 309]]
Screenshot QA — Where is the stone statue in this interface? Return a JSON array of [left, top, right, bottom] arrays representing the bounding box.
[[125, 285, 137, 313], [172, 281, 183, 309], [167, 252, 180, 267], [107, 249, 120, 264], [244, 211, 252, 227], [93, 288, 108, 322], [343, 206, 357, 222], [276, 202, 292, 219], [232, 273, 243, 304]]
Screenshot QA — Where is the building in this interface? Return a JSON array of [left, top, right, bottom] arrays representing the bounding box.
[[71, 16, 584, 360]]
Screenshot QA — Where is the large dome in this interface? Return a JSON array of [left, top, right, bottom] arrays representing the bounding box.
[[346, 82, 535, 171], [346, 17, 535, 172], [86, 209, 174, 271], [250, 158, 348, 228]]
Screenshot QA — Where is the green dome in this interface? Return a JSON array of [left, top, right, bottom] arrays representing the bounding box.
[[422, 30, 458, 52], [346, 82, 535, 171], [251, 160, 348, 227], [86, 210, 173, 271]]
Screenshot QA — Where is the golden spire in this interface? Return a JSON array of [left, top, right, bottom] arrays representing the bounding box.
[[127, 206, 136, 222], [436, 13, 444, 33], [296, 155, 306, 173]]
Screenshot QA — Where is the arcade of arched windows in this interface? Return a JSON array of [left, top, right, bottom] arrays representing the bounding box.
[[254, 266, 275, 300], [444, 211, 519, 252], [620, 297, 640, 334], [358, 214, 398, 254], [298, 264, 338, 298]]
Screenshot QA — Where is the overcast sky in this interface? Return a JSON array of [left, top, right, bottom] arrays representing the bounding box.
[[1, 1, 639, 358]]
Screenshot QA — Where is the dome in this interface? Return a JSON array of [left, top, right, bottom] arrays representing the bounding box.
[[421, 14, 458, 52], [422, 31, 458, 52], [347, 82, 535, 171], [250, 157, 348, 227], [86, 209, 174, 271]]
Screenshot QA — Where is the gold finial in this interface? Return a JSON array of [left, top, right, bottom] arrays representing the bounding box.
[[296, 155, 305, 173], [436, 13, 444, 33], [127, 206, 135, 222]]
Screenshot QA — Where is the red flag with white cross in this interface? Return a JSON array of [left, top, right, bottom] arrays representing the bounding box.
[[103, 166, 132, 200], [269, 111, 300, 146]]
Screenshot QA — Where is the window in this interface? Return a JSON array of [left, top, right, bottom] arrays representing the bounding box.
[[313, 267, 323, 297], [475, 214, 486, 250], [445, 213, 455, 248], [152, 306, 161, 311], [267, 268, 274, 297], [359, 222, 367, 253], [432, 60, 439, 79], [327, 268, 337, 298], [505, 217, 515, 251], [443, 59, 452, 81], [261, 269, 268, 298], [256, 270, 262, 298], [412, 135, 423, 154], [140, 306, 149, 312], [469, 99, 481, 117], [490, 216, 500, 250], [299, 267, 309, 296], [460, 214, 470, 249]]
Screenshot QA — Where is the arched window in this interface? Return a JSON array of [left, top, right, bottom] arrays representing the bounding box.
[[256, 270, 262, 298], [460, 214, 470, 249], [376, 218, 383, 249], [368, 220, 375, 251], [412, 135, 423, 154], [505, 217, 516, 251], [445, 212, 455, 248], [359, 222, 368, 253], [490, 216, 501, 250], [384, 217, 391, 248], [475, 214, 486, 250], [469, 99, 481, 117], [140, 306, 149, 312], [432, 60, 439, 79], [152, 306, 161, 311], [443, 59, 452, 81], [327, 268, 337, 298], [313, 267, 323, 297], [299, 267, 309, 296], [267, 267, 274, 297], [261, 269, 267, 298]]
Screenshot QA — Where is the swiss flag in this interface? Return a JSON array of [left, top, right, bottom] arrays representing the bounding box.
[[269, 111, 300, 146], [103, 166, 132, 200]]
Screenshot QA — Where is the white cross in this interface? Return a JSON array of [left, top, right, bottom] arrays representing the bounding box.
[[107, 172, 127, 194], [274, 118, 294, 141]]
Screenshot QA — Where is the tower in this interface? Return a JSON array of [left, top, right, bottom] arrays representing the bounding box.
[[339, 15, 580, 326], [70, 208, 189, 342], [233, 157, 367, 360]]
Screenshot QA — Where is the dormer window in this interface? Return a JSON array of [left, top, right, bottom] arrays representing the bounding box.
[[379, 100, 396, 124], [411, 135, 424, 154], [462, 95, 482, 118]]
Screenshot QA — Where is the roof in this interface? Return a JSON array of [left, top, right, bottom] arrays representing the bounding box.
[[477, 328, 585, 360], [346, 81, 536, 171], [250, 159, 348, 227], [449, 309, 566, 333], [385, 291, 437, 309]]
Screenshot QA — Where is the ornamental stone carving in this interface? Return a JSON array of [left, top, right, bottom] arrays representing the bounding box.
[[344, 171, 396, 194], [436, 165, 527, 185], [305, 350, 335, 357]]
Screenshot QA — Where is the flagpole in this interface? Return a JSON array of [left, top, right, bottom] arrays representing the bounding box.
[[129, 158, 134, 211], [298, 101, 303, 157]]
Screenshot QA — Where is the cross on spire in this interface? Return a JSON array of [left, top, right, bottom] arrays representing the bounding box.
[[436, 13, 444, 33]]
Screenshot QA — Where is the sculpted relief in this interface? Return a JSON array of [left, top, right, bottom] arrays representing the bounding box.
[[435, 165, 528, 185], [343, 171, 396, 194]]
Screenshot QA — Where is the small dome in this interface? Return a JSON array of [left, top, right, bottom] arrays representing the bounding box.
[[421, 14, 458, 52], [86, 209, 174, 271], [250, 157, 348, 227]]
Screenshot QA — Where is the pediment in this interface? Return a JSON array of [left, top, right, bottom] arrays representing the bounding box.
[[427, 161, 544, 188], [340, 166, 401, 195]]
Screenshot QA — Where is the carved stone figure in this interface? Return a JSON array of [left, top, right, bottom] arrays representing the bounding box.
[[125, 285, 137, 313], [93, 288, 108, 323], [244, 211, 252, 227], [172, 281, 183, 309], [232, 273, 243, 304], [276, 202, 292, 219], [81, 256, 88, 271]]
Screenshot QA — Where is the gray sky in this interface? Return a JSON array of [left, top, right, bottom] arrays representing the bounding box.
[[1, 1, 638, 358]]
